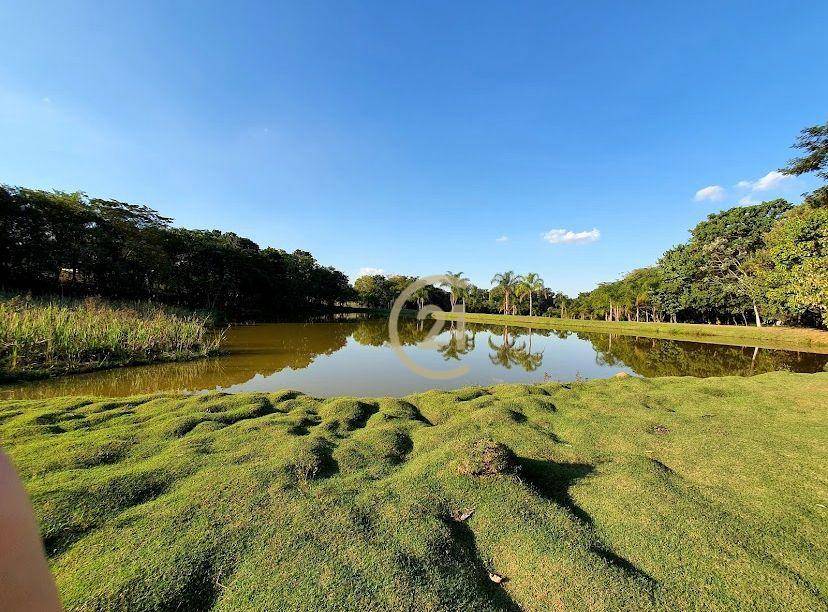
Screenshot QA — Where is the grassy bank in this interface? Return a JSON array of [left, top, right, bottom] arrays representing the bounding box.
[[432, 311, 828, 353], [0, 372, 825, 610], [0, 295, 223, 381]]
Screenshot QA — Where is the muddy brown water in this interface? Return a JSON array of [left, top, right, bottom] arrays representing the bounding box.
[[2, 317, 825, 399]]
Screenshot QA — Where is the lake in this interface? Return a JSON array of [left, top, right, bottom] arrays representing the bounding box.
[[2, 316, 826, 399]]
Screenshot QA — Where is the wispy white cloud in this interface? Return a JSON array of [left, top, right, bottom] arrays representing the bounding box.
[[694, 185, 726, 202], [738, 196, 758, 206], [357, 267, 386, 277], [495, 235, 509, 243], [736, 170, 792, 192], [753, 170, 791, 191], [541, 228, 601, 245]]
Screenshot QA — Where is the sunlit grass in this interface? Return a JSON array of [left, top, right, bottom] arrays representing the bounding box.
[[433, 311, 828, 352], [0, 295, 223, 380], [1, 371, 825, 610]]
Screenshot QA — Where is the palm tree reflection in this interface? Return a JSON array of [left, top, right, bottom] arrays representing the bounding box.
[[487, 326, 544, 372], [437, 321, 477, 361]]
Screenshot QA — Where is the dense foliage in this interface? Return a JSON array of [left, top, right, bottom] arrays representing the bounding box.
[[757, 193, 828, 325], [566, 200, 827, 327], [566, 121, 828, 328], [0, 187, 354, 319], [353, 274, 451, 310], [352, 270, 567, 318]]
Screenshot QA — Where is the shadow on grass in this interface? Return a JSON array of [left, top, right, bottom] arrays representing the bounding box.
[[591, 545, 657, 584], [519, 458, 595, 525], [176, 556, 222, 612], [43, 472, 172, 557], [444, 518, 521, 611], [519, 457, 657, 586], [349, 401, 380, 430]]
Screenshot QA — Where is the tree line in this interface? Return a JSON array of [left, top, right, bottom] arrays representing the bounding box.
[[566, 121, 826, 328], [353, 121, 827, 328], [353, 269, 567, 318], [0, 187, 355, 319], [4, 121, 824, 327]]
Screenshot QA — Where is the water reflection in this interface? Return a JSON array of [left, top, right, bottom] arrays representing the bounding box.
[[436, 322, 476, 361], [582, 331, 826, 378], [1, 318, 825, 399], [486, 327, 544, 372]]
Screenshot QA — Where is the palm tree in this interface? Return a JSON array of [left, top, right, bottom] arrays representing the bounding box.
[[491, 271, 523, 315], [413, 285, 429, 311], [514, 282, 528, 315], [443, 271, 470, 309], [519, 272, 545, 316]]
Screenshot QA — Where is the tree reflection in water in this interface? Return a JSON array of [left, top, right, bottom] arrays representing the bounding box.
[[2, 317, 825, 400], [580, 332, 828, 377], [486, 326, 545, 372], [437, 321, 477, 361]]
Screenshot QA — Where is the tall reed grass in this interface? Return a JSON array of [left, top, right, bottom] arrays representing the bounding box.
[[0, 295, 223, 380]]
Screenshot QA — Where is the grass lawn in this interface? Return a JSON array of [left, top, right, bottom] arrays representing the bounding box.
[[432, 311, 828, 353], [1, 372, 826, 610]]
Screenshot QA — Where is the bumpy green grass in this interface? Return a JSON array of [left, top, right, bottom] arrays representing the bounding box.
[[1, 372, 826, 610], [433, 311, 828, 353]]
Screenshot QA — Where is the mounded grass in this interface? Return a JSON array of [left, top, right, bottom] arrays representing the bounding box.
[[0, 295, 223, 381], [433, 311, 828, 353], [1, 372, 826, 610]]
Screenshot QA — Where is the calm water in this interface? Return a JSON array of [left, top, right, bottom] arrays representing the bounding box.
[[2, 317, 826, 399]]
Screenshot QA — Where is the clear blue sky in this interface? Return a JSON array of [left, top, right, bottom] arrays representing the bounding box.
[[2, 1, 825, 295]]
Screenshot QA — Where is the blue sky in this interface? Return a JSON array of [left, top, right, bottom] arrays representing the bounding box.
[[1, 1, 826, 295]]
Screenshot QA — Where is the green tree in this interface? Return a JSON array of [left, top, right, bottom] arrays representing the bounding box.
[[353, 274, 394, 309], [656, 200, 791, 325], [781, 121, 828, 180], [442, 271, 470, 309], [702, 237, 767, 326], [463, 284, 492, 313], [490, 271, 523, 315], [519, 273, 545, 316], [757, 193, 828, 327]]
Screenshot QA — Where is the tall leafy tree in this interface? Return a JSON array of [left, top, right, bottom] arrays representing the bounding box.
[[442, 271, 470, 309], [757, 198, 827, 326], [490, 271, 523, 315], [757, 120, 828, 326], [781, 121, 828, 180], [353, 275, 394, 309], [0, 185, 354, 318], [519, 273, 545, 316], [664, 200, 791, 325]]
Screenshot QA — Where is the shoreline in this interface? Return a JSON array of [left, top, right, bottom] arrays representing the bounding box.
[[2, 371, 825, 610], [431, 311, 828, 354]]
